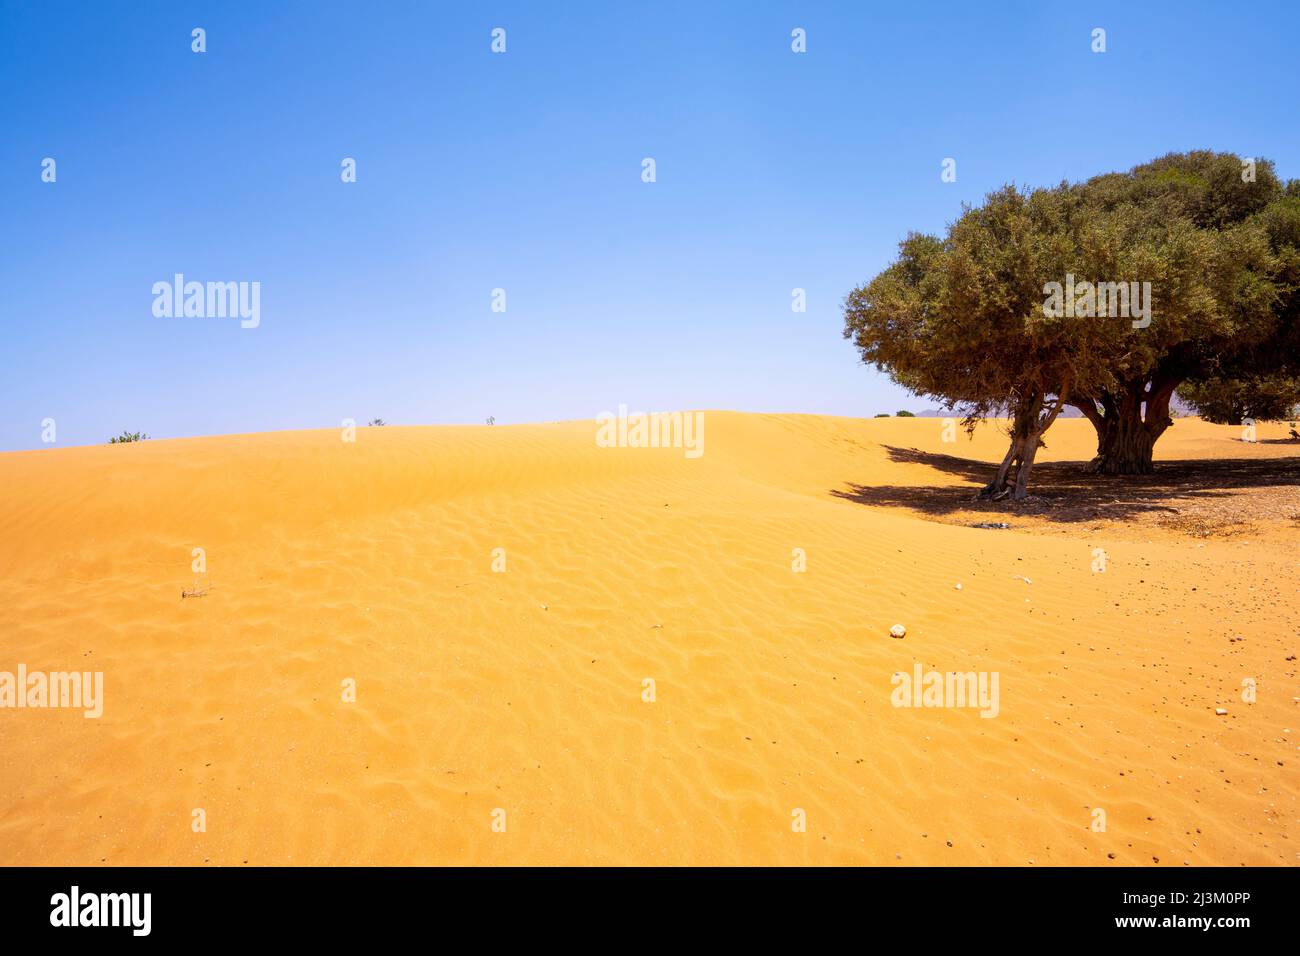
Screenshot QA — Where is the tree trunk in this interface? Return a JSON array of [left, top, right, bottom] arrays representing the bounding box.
[[1012, 430, 1044, 499], [979, 433, 1025, 500], [993, 441, 1017, 487], [1078, 374, 1180, 476], [1009, 392, 1066, 499], [1091, 411, 1157, 474], [977, 389, 1067, 500]]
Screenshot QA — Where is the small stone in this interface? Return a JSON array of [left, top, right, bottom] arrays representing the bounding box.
[[889, 624, 906, 639], [1214, 707, 1228, 716], [954, 583, 963, 590]]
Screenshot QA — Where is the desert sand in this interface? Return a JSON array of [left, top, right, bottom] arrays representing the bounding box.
[[0, 413, 1295, 866]]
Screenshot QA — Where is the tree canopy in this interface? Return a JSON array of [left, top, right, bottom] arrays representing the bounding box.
[[1178, 373, 1299, 425], [843, 151, 1299, 498]]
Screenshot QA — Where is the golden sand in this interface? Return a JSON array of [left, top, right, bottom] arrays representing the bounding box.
[[0, 413, 1295, 865]]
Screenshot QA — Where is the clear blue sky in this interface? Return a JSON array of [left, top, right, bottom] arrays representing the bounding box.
[[2, 0, 1296, 450]]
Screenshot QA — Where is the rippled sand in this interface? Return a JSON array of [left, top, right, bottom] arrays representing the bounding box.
[[0, 413, 1295, 865]]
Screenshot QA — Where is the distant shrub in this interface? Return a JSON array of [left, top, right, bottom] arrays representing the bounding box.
[[874, 413, 891, 418], [368, 418, 386, 426], [108, 431, 149, 443], [896, 410, 916, 417]]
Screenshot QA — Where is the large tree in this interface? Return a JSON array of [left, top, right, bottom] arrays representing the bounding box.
[[843, 184, 1182, 498], [1181, 185, 1300, 426], [1178, 372, 1299, 426], [844, 152, 1297, 497], [1067, 152, 1292, 473]]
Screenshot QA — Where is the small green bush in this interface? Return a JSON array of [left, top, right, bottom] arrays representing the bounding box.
[[108, 431, 149, 444], [896, 410, 916, 417]]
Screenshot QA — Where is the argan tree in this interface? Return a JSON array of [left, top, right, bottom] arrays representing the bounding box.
[[845, 152, 1297, 496], [1066, 152, 1295, 472], [1178, 373, 1300, 425], [844, 186, 1113, 499]]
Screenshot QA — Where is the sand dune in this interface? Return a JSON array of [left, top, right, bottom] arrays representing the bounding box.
[[0, 413, 1295, 865]]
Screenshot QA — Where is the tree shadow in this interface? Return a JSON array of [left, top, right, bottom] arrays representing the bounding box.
[[831, 445, 1300, 525]]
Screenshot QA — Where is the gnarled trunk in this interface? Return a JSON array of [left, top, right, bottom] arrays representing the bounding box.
[[981, 432, 1027, 501], [1075, 374, 1180, 476], [1091, 410, 1157, 474], [979, 389, 1067, 501]]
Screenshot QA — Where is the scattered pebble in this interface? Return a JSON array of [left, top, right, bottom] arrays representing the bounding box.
[[889, 624, 906, 639]]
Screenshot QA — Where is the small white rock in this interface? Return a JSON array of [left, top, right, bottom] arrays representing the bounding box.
[[889, 624, 906, 639], [954, 583, 963, 590], [1215, 707, 1228, 716]]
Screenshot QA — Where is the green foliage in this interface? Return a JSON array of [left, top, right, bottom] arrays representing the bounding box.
[[1178, 375, 1300, 424], [844, 150, 1295, 423], [108, 431, 149, 443], [843, 150, 1299, 488], [844, 181, 1175, 421], [874, 412, 891, 418], [895, 410, 916, 417]]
